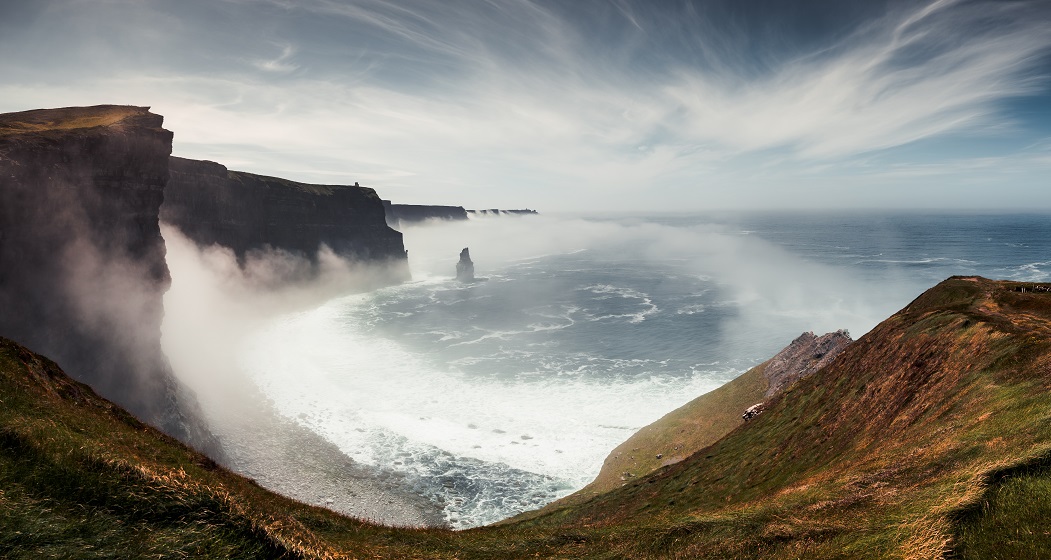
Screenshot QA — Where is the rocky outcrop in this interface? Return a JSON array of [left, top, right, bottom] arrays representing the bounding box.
[[456, 247, 475, 282], [384, 203, 469, 228], [762, 330, 852, 397], [0, 105, 218, 454], [164, 158, 409, 276]]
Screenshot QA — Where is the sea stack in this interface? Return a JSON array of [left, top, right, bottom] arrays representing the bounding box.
[[456, 247, 475, 282]]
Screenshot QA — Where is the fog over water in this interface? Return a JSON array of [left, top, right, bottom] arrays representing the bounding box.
[[162, 212, 1051, 528]]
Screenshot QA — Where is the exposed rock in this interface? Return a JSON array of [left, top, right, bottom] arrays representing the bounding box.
[[742, 402, 766, 421], [763, 329, 853, 397], [384, 202, 469, 228], [0, 105, 219, 455], [456, 247, 475, 282], [164, 157, 409, 278]]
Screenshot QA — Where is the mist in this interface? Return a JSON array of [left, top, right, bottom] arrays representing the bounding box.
[[400, 214, 920, 339], [159, 224, 443, 526]]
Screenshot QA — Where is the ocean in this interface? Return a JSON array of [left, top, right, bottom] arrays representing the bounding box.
[[236, 212, 1051, 528]]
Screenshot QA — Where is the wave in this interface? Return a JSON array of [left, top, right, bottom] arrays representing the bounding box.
[[239, 296, 731, 528]]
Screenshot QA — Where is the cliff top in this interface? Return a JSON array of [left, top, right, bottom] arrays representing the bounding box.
[[169, 156, 379, 198], [0, 105, 163, 138]]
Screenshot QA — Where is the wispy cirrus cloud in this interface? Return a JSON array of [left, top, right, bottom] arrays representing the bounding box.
[[0, 0, 1049, 209], [253, 43, 298, 73]]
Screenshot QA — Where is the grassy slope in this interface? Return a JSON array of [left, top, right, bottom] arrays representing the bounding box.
[[2, 276, 1050, 558], [0, 337, 464, 559], [563, 363, 769, 504]]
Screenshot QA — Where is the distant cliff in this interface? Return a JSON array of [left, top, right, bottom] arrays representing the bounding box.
[[165, 158, 409, 275], [382, 204, 539, 228], [383, 202, 468, 228], [466, 209, 538, 216], [0, 105, 217, 453]]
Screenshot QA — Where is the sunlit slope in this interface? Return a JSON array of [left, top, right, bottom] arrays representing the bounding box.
[[517, 276, 1051, 558], [3, 276, 1051, 559]]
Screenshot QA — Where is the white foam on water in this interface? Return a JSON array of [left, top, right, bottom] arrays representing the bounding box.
[[239, 290, 729, 524]]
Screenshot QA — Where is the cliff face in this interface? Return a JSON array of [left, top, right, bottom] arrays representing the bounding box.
[[383, 202, 469, 228], [0, 106, 217, 452], [164, 157, 409, 273]]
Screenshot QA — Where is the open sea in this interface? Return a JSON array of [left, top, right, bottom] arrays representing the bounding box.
[[237, 212, 1051, 528]]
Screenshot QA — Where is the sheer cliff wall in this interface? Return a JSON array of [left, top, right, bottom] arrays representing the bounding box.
[[164, 157, 409, 276], [0, 105, 216, 451]]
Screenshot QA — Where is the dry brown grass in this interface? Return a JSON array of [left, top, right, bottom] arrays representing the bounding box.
[[0, 105, 147, 136]]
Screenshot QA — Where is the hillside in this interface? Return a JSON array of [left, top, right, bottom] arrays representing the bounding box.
[[514, 276, 1051, 558], [2, 276, 1051, 558], [564, 330, 851, 503]]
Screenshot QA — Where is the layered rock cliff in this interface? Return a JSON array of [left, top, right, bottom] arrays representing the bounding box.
[[0, 105, 217, 453], [164, 158, 409, 275], [761, 329, 852, 397]]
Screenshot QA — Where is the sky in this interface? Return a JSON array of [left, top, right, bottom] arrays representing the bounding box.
[[1, 0, 1050, 212]]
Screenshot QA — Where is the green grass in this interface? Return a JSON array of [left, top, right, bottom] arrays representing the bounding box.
[[952, 454, 1051, 560], [2, 276, 1051, 558]]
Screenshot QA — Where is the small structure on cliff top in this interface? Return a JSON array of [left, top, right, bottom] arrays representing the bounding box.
[[456, 247, 475, 282]]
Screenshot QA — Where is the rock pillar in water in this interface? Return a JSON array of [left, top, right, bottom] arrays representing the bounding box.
[[456, 247, 475, 282]]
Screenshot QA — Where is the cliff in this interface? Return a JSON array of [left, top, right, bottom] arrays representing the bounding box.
[[383, 202, 468, 228], [0, 105, 217, 453], [164, 157, 409, 273]]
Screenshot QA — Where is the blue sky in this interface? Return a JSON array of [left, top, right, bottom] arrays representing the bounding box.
[[2, 0, 1050, 211]]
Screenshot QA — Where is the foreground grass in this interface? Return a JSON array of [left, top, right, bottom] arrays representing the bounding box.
[[952, 456, 1051, 559], [2, 276, 1051, 558]]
